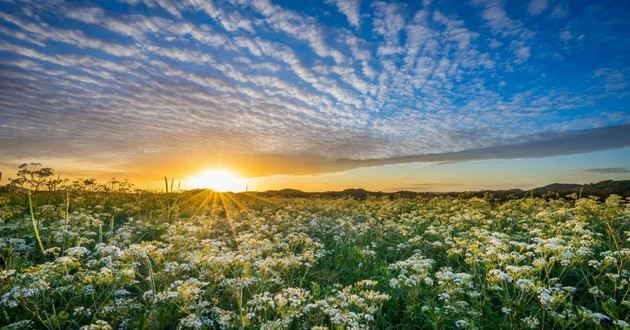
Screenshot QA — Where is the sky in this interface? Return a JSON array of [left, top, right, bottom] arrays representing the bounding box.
[[0, 0, 628, 191]]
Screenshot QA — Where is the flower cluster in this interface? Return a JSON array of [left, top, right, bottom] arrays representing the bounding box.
[[1, 191, 628, 328]]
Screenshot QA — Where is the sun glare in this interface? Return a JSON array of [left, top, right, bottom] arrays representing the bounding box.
[[186, 169, 247, 192]]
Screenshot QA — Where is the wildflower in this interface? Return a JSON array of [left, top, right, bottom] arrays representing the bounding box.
[[614, 320, 630, 329], [522, 316, 540, 329], [455, 320, 470, 328], [177, 314, 204, 329], [515, 279, 535, 292], [0, 269, 16, 280], [79, 320, 112, 330], [488, 269, 513, 283], [538, 289, 553, 306], [65, 246, 90, 258]]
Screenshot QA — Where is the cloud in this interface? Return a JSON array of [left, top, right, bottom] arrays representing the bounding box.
[[0, 0, 628, 184], [387, 183, 465, 192], [581, 167, 630, 174], [117, 124, 630, 178], [124, 0, 182, 18], [514, 45, 530, 62], [372, 1, 406, 55], [594, 68, 627, 92], [0, 12, 140, 57], [326, 0, 361, 28], [250, 0, 347, 64], [321, 124, 630, 175], [184, 0, 254, 32], [551, 4, 568, 18], [471, 0, 534, 63], [472, 0, 526, 36], [528, 0, 549, 16]]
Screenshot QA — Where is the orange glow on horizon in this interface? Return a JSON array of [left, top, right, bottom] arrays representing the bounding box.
[[185, 168, 248, 192]]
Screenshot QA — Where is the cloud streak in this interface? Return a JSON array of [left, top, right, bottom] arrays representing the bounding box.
[[581, 167, 630, 174], [110, 124, 628, 179], [226, 124, 630, 176], [334, 124, 630, 169]]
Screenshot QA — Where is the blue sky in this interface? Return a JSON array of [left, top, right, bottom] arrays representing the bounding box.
[[0, 0, 628, 190]]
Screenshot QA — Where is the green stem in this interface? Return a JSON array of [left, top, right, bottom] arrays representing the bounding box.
[[98, 223, 103, 244], [28, 191, 46, 255], [147, 257, 156, 303], [61, 191, 69, 255], [109, 214, 115, 241]]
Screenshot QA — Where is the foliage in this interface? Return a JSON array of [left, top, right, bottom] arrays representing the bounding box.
[[9, 163, 56, 191], [0, 182, 629, 328]]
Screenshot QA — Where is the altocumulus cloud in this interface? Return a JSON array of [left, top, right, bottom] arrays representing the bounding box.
[[0, 0, 628, 178]]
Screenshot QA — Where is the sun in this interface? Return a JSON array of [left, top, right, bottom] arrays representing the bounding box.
[[186, 169, 247, 192]]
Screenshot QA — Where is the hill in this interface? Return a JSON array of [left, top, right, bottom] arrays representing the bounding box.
[[254, 180, 630, 200]]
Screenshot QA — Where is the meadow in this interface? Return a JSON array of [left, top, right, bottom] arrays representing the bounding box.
[[1, 169, 629, 329]]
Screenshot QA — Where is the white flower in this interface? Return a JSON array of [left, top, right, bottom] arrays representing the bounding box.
[[488, 269, 513, 283], [522, 316, 540, 329], [65, 246, 90, 258], [80, 320, 112, 330], [614, 320, 630, 329], [177, 314, 204, 329], [516, 279, 535, 291], [455, 320, 470, 329]]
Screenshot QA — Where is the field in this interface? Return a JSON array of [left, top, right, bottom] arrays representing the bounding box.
[[1, 188, 629, 329]]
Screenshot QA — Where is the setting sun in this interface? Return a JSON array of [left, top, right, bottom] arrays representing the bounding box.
[[186, 169, 247, 192]]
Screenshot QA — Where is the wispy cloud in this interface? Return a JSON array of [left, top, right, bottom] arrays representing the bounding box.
[[327, 124, 630, 174], [528, 0, 549, 16], [594, 68, 628, 93], [387, 183, 465, 192], [581, 167, 630, 174]]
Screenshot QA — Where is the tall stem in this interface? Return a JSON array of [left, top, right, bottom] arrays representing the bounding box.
[[62, 191, 69, 255], [28, 191, 46, 255]]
